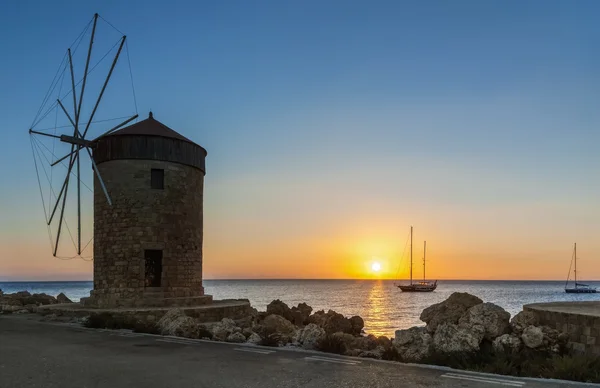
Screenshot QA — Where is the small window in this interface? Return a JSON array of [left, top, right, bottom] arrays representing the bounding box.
[[151, 169, 164, 189], [144, 250, 163, 287]]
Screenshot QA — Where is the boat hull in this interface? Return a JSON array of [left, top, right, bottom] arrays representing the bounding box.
[[398, 284, 437, 292], [565, 288, 597, 294]]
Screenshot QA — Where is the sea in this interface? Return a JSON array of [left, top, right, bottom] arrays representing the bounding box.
[[1, 280, 599, 337]]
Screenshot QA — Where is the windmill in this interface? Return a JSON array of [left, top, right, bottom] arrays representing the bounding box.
[[28, 13, 138, 259]]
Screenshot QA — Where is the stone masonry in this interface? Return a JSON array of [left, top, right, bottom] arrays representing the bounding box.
[[81, 113, 210, 308], [525, 301, 600, 355]]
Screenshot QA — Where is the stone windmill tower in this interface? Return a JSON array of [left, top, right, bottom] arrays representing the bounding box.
[[28, 13, 252, 317], [81, 112, 212, 308]]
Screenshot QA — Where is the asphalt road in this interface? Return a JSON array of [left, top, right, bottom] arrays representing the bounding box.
[[0, 315, 593, 388]]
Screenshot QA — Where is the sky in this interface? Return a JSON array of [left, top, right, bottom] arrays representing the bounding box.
[[1, 0, 600, 281]]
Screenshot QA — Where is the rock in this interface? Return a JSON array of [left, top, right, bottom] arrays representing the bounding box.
[[234, 315, 254, 329], [354, 335, 378, 351], [14, 309, 29, 314], [510, 311, 539, 334], [56, 293, 73, 304], [15, 291, 31, 298], [296, 323, 326, 350], [226, 332, 247, 343], [432, 323, 484, 353], [420, 292, 483, 333], [493, 334, 522, 353], [211, 318, 238, 341], [23, 293, 58, 306], [157, 309, 199, 338], [24, 304, 38, 313], [347, 349, 362, 357], [521, 326, 544, 349], [393, 326, 432, 361], [349, 316, 365, 335], [307, 310, 328, 327], [266, 300, 294, 322], [290, 302, 313, 325], [458, 302, 510, 341], [246, 332, 262, 344], [262, 314, 296, 343], [376, 335, 392, 350], [331, 332, 357, 352], [322, 311, 353, 335], [242, 327, 254, 338], [1, 305, 23, 313], [541, 326, 568, 351], [358, 346, 385, 359]]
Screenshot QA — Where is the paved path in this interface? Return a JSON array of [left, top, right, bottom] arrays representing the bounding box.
[[0, 315, 592, 388]]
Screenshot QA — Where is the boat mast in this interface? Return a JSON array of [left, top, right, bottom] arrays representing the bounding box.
[[574, 243, 577, 288], [423, 240, 426, 282], [410, 226, 413, 285]]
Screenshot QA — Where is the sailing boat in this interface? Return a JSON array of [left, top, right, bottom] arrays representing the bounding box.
[[565, 243, 597, 294], [397, 226, 437, 292]]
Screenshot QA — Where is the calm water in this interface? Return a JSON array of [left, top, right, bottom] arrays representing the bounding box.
[[2, 280, 599, 337]]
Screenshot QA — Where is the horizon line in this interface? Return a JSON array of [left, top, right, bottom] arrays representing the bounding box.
[[0, 278, 594, 282]]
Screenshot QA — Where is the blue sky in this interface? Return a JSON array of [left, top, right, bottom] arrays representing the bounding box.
[[1, 0, 600, 280]]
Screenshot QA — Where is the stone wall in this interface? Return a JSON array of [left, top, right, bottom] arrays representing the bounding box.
[[524, 303, 600, 355], [88, 158, 205, 307]]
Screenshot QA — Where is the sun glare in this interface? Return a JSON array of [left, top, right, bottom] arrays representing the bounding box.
[[371, 262, 382, 272]]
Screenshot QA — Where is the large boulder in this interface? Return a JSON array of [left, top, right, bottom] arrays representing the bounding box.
[[458, 302, 510, 341], [322, 312, 353, 335], [349, 316, 365, 335], [354, 335, 378, 351], [211, 318, 239, 341], [246, 332, 262, 344], [226, 332, 247, 343], [22, 293, 58, 306], [521, 325, 544, 349], [56, 293, 73, 304], [492, 334, 522, 353], [307, 309, 355, 335], [307, 310, 328, 327], [541, 326, 569, 352], [262, 314, 296, 343], [157, 309, 199, 338], [296, 323, 325, 350], [420, 292, 483, 332], [393, 326, 432, 361], [290, 302, 313, 325], [432, 323, 484, 353], [266, 300, 294, 322], [510, 311, 539, 334], [331, 332, 357, 353], [376, 335, 392, 350]]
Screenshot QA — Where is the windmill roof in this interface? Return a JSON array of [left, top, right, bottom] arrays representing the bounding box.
[[108, 112, 201, 148]]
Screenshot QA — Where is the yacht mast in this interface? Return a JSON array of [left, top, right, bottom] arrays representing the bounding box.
[[574, 243, 577, 287], [423, 240, 426, 282], [410, 226, 413, 285]]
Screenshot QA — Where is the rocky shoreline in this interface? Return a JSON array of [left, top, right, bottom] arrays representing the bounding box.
[[1, 289, 598, 383]]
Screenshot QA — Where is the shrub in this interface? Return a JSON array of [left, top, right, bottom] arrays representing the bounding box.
[[84, 313, 126, 329], [548, 354, 600, 383], [381, 347, 402, 362], [131, 321, 160, 335], [197, 326, 213, 340]]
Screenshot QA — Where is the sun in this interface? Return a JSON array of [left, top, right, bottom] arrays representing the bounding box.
[[371, 262, 382, 272]]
